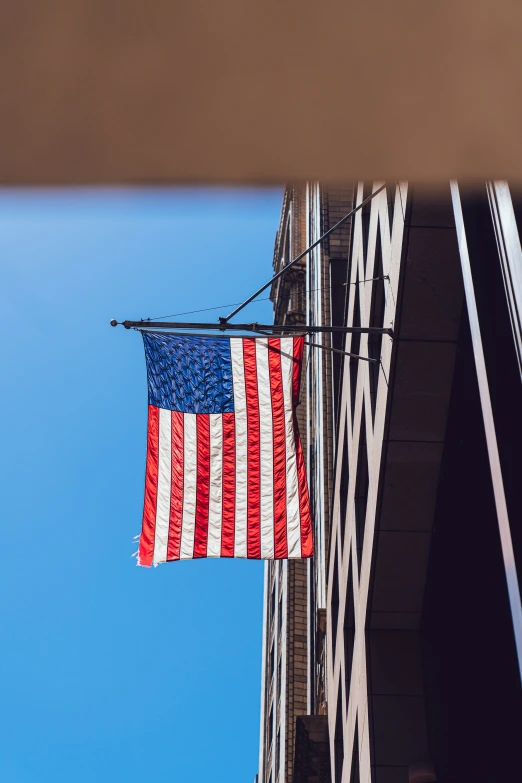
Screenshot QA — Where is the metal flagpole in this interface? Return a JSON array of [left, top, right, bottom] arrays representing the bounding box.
[[111, 183, 392, 345], [111, 320, 393, 337]]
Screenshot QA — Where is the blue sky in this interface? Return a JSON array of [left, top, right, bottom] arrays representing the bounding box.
[[0, 187, 282, 783]]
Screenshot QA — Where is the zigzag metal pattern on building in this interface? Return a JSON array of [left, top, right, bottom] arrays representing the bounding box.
[[259, 181, 522, 783], [327, 183, 407, 783]]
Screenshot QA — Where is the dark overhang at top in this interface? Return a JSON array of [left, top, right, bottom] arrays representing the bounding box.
[[1, 1, 522, 185]]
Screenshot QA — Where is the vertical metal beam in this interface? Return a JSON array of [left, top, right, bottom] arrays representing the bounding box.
[[486, 181, 522, 381], [451, 181, 522, 682]]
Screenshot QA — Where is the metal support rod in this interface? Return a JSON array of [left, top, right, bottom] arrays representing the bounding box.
[[220, 182, 387, 323], [305, 340, 379, 362], [113, 320, 393, 337]]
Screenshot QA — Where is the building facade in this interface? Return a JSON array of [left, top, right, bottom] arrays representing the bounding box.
[[327, 182, 522, 783], [258, 182, 522, 783], [257, 184, 354, 783], [257, 186, 309, 783]]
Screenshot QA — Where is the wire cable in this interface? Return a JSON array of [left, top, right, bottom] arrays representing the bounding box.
[[143, 276, 391, 323], [143, 299, 268, 322]]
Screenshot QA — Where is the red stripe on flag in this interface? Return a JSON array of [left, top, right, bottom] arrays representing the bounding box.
[[194, 414, 211, 558], [243, 339, 261, 558], [268, 339, 288, 559], [292, 336, 304, 404], [292, 336, 312, 556], [139, 405, 160, 567], [294, 414, 314, 557], [221, 412, 236, 556], [167, 411, 184, 561]]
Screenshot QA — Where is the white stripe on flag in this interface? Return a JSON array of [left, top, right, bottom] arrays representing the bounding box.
[[153, 407, 172, 564], [180, 413, 197, 559], [206, 413, 223, 557], [256, 339, 275, 559], [231, 340, 248, 558], [280, 337, 302, 558]]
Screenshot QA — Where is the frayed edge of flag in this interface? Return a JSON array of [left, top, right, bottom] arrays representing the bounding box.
[[132, 535, 148, 567], [133, 533, 156, 567], [135, 550, 153, 568]]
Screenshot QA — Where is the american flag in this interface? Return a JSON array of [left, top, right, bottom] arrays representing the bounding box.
[[138, 332, 313, 565]]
